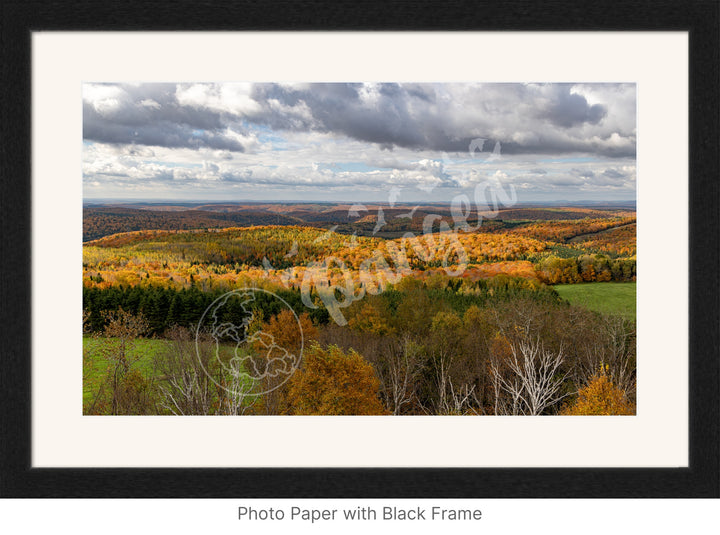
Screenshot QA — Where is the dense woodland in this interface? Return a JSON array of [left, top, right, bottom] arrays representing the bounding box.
[[83, 206, 305, 241], [83, 204, 637, 416]]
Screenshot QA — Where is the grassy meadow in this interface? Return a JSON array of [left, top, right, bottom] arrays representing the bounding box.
[[83, 337, 169, 408], [554, 282, 636, 319]]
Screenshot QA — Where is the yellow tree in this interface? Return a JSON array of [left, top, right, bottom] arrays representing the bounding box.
[[285, 343, 388, 415], [88, 308, 152, 415], [562, 369, 635, 415], [253, 310, 317, 414], [348, 302, 395, 336], [260, 310, 317, 350]]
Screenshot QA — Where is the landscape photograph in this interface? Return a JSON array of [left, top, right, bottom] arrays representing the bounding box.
[[82, 82, 637, 416]]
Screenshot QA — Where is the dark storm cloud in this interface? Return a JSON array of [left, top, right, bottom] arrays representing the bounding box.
[[491, 139, 634, 158], [572, 168, 596, 179], [402, 83, 437, 103], [246, 83, 457, 150], [83, 83, 246, 151], [537, 84, 607, 128], [83, 82, 635, 157], [244, 82, 632, 156], [602, 168, 626, 179]]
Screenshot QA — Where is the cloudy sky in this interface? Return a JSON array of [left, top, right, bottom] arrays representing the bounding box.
[[83, 82, 636, 202]]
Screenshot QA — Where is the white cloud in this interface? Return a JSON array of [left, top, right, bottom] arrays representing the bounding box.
[[83, 83, 637, 201]]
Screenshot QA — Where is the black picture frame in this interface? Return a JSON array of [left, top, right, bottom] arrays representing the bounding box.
[[1, 0, 718, 498]]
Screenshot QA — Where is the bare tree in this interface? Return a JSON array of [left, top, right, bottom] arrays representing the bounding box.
[[446, 382, 481, 415], [382, 335, 423, 415], [428, 348, 481, 415], [490, 335, 569, 415], [426, 312, 481, 415], [430, 342, 454, 415], [154, 326, 215, 415], [216, 363, 258, 415], [154, 326, 261, 415], [574, 314, 636, 399]]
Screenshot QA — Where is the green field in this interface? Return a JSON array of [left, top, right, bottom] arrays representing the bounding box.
[[554, 282, 636, 319], [83, 337, 170, 407], [83, 336, 254, 413]]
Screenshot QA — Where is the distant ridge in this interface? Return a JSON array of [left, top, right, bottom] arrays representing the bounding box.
[[84, 202, 636, 242]]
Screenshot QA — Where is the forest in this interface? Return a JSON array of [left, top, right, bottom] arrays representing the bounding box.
[[83, 203, 636, 417]]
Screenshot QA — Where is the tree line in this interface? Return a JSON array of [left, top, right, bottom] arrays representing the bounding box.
[[535, 254, 636, 284], [84, 275, 635, 416]]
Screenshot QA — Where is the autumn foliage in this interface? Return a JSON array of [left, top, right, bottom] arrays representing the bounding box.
[[83, 209, 636, 294], [83, 204, 638, 416], [503, 217, 635, 242], [285, 343, 388, 415], [257, 310, 317, 353], [561, 369, 636, 415]]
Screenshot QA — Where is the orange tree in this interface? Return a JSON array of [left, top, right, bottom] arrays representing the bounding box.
[[285, 343, 388, 415], [250, 310, 318, 415], [561, 368, 635, 415]]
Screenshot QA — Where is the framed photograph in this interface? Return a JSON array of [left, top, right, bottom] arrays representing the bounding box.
[[1, 1, 718, 498]]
